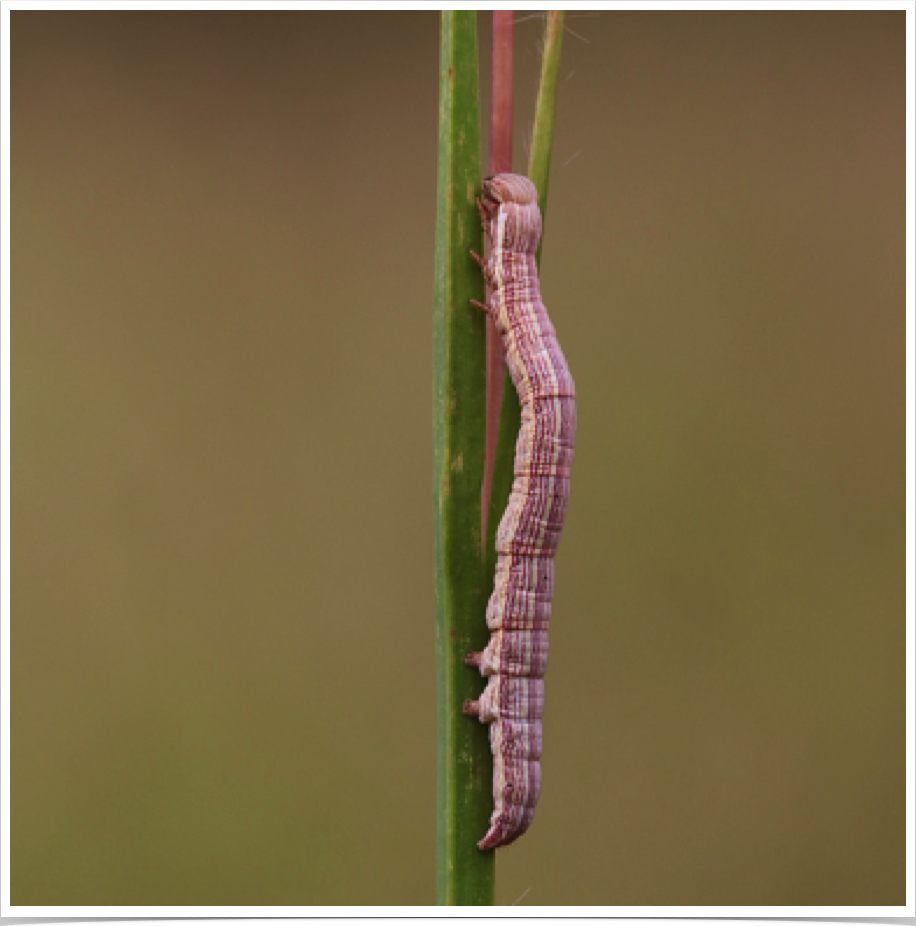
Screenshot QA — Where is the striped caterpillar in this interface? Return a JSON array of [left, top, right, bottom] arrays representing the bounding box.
[[463, 173, 576, 851]]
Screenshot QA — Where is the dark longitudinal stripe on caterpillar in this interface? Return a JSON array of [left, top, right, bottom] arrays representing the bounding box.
[[463, 173, 576, 851]]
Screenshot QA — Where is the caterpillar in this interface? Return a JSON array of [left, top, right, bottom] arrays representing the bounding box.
[[463, 173, 576, 851]]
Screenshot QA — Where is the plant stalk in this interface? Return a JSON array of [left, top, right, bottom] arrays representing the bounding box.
[[482, 9, 515, 547], [433, 10, 495, 906], [485, 10, 565, 577]]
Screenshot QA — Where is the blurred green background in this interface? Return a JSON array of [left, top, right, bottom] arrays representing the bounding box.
[[12, 11, 904, 906]]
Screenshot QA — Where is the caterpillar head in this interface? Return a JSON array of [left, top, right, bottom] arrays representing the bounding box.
[[482, 173, 538, 206], [481, 173, 542, 255]]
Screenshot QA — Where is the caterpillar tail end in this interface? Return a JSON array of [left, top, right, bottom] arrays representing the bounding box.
[[477, 821, 522, 852]]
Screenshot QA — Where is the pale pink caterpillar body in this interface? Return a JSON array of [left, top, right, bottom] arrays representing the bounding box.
[[463, 173, 576, 851]]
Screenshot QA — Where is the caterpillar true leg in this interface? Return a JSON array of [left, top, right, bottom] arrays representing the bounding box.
[[476, 197, 494, 228], [469, 248, 496, 287]]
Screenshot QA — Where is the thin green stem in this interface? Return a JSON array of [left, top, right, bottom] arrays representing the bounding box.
[[528, 11, 564, 263]]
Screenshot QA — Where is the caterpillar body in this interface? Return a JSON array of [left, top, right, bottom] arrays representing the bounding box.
[[463, 173, 576, 851]]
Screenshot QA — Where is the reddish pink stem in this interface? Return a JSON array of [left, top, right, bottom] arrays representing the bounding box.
[[490, 11, 514, 175], [481, 10, 513, 545]]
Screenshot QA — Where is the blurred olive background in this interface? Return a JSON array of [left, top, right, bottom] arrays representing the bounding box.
[[12, 10, 904, 906]]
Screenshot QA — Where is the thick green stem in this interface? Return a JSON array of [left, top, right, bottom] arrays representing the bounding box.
[[433, 10, 495, 906]]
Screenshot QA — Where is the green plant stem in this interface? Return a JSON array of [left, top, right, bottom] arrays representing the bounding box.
[[528, 11, 564, 259], [433, 10, 495, 907]]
